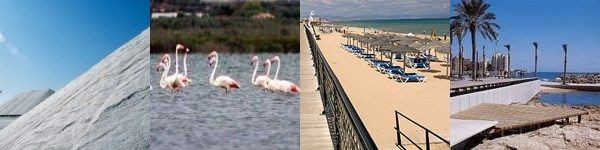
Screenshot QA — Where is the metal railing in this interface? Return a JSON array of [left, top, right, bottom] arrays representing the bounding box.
[[394, 111, 449, 150], [450, 78, 538, 97], [304, 24, 377, 150]]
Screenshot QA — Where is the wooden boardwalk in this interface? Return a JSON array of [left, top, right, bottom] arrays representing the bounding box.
[[300, 26, 334, 150], [451, 103, 587, 134]]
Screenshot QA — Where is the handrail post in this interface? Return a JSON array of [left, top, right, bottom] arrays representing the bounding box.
[[425, 131, 430, 150], [395, 111, 401, 147]]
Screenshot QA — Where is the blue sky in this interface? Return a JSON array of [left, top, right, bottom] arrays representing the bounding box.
[[451, 0, 600, 73], [0, 1, 148, 103], [301, 0, 449, 20]]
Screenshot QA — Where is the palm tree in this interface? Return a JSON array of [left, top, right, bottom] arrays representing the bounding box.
[[562, 44, 568, 85], [533, 42, 539, 77], [450, 19, 466, 78], [482, 45, 486, 78], [504, 44, 511, 78], [453, 0, 500, 80]]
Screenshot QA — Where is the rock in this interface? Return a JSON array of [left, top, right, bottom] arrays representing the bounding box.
[[0, 28, 149, 149]]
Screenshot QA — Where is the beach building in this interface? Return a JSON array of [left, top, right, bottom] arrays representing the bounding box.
[[490, 52, 508, 77], [0, 89, 54, 129], [151, 12, 178, 19]]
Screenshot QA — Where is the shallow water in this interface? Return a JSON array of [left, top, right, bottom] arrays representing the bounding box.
[[150, 53, 300, 149], [331, 18, 450, 35], [540, 90, 600, 106]]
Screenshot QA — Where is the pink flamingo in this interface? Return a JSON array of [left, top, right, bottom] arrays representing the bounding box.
[[156, 54, 183, 92], [208, 51, 240, 93], [267, 56, 299, 93], [155, 44, 191, 92], [179, 47, 192, 87], [251, 55, 271, 90]]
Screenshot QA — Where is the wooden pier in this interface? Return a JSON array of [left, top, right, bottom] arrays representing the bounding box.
[[299, 25, 334, 150], [451, 103, 588, 135]]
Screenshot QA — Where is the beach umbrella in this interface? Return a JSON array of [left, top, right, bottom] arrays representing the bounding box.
[[416, 40, 445, 51], [434, 44, 451, 54], [393, 44, 420, 70], [416, 38, 433, 43], [377, 44, 395, 60]]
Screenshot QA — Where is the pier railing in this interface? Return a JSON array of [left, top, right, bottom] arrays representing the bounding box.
[[451, 78, 538, 97], [304, 24, 377, 150], [394, 111, 449, 150]]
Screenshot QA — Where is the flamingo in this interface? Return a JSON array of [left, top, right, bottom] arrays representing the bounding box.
[[208, 51, 240, 93], [267, 56, 299, 93], [156, 54, 183, 92], [178, 48, 192, 87], [155, 44, 191, 92], [251, 55, 270, 90]]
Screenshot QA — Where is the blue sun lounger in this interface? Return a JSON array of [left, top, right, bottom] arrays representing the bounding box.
[[359, 53, 375, 59], [397, 74, 427, 83], [387, 69, 426, 83], [408, 58, 429, 68], [377, 64, 402, 73], [369, 60, 390, 67]]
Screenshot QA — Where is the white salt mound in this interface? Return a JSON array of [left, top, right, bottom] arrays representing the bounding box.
[[0, 89, 54, 115], [0, 28, 149, 149]]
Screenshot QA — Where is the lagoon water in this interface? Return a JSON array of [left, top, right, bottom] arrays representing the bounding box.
[[540, 90, 600, 106], [150, 53, 300, 149], [538, 72, 600, 106], [331, 18, 450, 35]]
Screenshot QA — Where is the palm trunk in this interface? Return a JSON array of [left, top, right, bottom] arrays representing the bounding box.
[[534, 47, 538, 77], [563, 49, 567, 85], [508, 49, 511, 78], [482, 46, 486, 78], [458, 40, 465, 78], [470, 25, 477, 80]]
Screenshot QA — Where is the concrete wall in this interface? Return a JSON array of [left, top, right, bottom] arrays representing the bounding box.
[[450, 80, 540, 114]]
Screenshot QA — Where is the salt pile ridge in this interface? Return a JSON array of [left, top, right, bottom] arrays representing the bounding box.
[[0, 28, 150, 149]]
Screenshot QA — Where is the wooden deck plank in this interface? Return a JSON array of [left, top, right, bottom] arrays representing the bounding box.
[[300, 25, 334, 150], [451, 103, 588, 132]]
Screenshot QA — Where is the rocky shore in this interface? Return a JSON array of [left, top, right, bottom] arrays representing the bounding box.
[[472, 96, 600, 150], [561, 73, 600, 84]]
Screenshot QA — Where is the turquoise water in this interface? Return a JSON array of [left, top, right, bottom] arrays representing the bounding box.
[[331, 18, 449, 35], [538, 72, 600, 106], [540, 91, 600, 106]]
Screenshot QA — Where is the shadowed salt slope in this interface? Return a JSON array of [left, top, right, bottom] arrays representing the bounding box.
[[0, 89, 54, 115], [0, 28, 150, 149], [0, 89, 54, 129]]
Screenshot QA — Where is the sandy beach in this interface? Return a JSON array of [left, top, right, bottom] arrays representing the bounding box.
[[540, 86, 576, 93], [307, 24, 450, 149]]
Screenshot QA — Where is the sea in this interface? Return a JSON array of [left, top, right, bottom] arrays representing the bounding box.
[[540, 90, 600, 106], [330, 18, 450, 35], [537, 72, 599, 81], [538, 71, 600, 106], [150, 53, 300, 149]]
